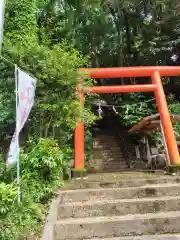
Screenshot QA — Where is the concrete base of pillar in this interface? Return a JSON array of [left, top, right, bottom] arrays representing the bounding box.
[[167, 164, 180, 174], [72, 168, 87, 179]]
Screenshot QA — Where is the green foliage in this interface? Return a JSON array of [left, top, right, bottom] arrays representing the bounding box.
[[0, 61, 15, 149], [20, 138, 66, 202], [3, 40, 95, 145], [22, 138, 67, 173], [0, 199, 45, 240], [3, 0, 96, 150], [39, 0, 180, 122], [119, 94, 157, 126], [0, 180, 45, 240], [84, 128, 93, 165], [39, 0, 180, 68], [0, 138, 65, 239], [0, 182, 17, 215], [5, 0, 38, 44], [169, 102, 180, 135]]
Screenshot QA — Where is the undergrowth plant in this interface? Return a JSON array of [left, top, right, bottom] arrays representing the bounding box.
[[20, 138, 67, 202], [0, 138, 67, 239]]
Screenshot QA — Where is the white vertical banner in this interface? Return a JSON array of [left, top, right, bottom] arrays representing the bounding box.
[[7, 67, 36, 201], [17, 68, 36, 130], [7, 68, 36, 166]]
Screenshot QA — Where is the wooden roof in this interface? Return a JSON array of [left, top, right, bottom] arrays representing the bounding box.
[[128, 113, 180, 134]]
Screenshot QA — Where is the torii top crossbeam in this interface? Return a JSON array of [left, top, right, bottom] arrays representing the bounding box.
[[81, 66, 180, 78]]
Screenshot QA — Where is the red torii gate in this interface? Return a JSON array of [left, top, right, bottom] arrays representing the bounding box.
[[74, 66, 180, 170]]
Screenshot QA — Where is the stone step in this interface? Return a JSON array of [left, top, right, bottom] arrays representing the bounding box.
[[95, 136, 117, 139], [94, 140, 120, 143], [54, 211, 180, 239], [102, 169, 130, 173], [89, 234, 180, 239], [104, 162, 128, 166], [93, 144, 122, 147], [94, 155, 124, 159], [104, 163, 128, 166], [103, 169, 129, 172], [59, 183, 180, 203], [103, 168, 129, 172], [58, 195, 180, 219], [103, 160, 126, 164], [101, 146, 123, 149], [100, 153, 124, 157], [104, 159, 126, 162], [61, 176, 180, 190], [104, 156, 125, 159], [95, 149, 123, 152], [103, 164, 128, 168], [102, 153, 124, 156], [97, 146, 122, 150], [94, 140, 110, 143], [103, 157, 125, 161], [106, 163, 127, 166], [93, 150, 124, 156], [99, 144, 122, 147], [94, 141, 118, 145]]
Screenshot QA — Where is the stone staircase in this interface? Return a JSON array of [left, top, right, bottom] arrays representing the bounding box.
[[45, 173, 180, 240], [88, 131, 129, 173]]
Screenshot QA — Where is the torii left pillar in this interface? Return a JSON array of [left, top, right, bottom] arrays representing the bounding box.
[[74, 83, 84, 170]]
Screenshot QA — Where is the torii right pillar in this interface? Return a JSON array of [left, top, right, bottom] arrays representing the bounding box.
[[152, 71, 180, 165]]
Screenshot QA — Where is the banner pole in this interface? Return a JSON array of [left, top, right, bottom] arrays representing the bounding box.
[[15, 65, 21, 202], [0, 0, 5, 55]]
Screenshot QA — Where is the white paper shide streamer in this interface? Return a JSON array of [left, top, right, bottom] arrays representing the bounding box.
[[7, 68, 36, 166]]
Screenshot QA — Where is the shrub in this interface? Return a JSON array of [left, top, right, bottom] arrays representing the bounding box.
[[0, 199, 45, 240], [0, 182, 17, 216], [0, 138, 67, 239], [20, 138, 66, 202]]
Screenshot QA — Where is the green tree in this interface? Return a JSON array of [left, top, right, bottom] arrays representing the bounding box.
[[0, 1, 96, 238], [1, 0, 96, 152], [38, 0, 180, 125]]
